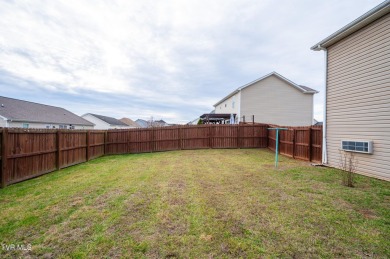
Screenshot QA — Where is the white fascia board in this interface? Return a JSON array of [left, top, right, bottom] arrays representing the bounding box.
[[214, 90, 240, 107], [214, 71, 317, 107]]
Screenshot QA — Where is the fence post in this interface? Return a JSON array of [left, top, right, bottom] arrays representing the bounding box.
[[292, 129, 296, 158], [1, 128, 8, 188], [308, 127, 312, 161], [127, 130, 131, 154], [179, 126, 182, 150], [152, 127, 155, 152], [237, 125, 240, 148], [56, 130, 61, 170], [104, 131, 108, 155], [208, 125, 212, 148], [86, 130, 90, 161]]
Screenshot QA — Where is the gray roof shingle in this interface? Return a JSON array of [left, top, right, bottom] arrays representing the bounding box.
[[88, 114, 128, 126], [0, 96, 94, 126]]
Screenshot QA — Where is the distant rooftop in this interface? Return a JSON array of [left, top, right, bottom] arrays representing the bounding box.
[[87, 113, 128, 126], [119, 117, 140, 127], [0, 96, 94, 126]]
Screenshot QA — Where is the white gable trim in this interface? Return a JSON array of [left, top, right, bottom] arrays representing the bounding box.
[[214, 72, 318, 107]]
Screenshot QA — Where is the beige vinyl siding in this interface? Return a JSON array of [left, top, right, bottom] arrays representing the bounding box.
[[240, 75, 313, 126], [215, 93, 240, 116], [326, 13, 390, 181]]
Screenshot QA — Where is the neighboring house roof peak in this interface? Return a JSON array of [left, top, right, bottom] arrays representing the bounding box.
[[119, 117, 140, 127], [213, 72, 318, 107], [85, 113, 128, 126]]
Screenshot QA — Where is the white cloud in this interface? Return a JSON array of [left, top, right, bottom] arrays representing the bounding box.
[[0, 0, 384, 123]]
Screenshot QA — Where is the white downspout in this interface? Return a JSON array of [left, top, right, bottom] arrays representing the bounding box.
[[322, 48, 328, 164]]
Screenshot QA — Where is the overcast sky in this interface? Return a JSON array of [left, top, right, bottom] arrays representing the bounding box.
[[0, 0, 384, 124]]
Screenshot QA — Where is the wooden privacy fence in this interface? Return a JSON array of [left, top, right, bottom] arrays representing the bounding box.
[[0, 124, 322, 187], [268, 125, 323, 163], [0, 124, 268, 187]]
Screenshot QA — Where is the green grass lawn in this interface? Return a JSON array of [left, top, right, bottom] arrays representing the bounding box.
[[0, 149, 389, 258]]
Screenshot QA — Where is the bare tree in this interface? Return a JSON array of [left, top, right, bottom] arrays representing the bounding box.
[[339, 151, 358, 187], [147, 116, 154, 128]]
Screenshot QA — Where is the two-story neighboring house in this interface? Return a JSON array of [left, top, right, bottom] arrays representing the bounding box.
[[0, 96, 94, 129], [311, 1, 390, 181], [214, 72, 318, 126]]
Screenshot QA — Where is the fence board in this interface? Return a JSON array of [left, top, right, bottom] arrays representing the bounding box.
[[1, 129, 5, 188], [60, 131, 87, 168], [268, 125, 322, 162], [182, 125, 210, 149], [89, 131, 105, 159], [5, 129, 57, 184], [128, 128, 153, 153]]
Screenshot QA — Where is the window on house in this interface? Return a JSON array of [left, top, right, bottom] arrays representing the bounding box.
[[59, 125, 68, 129], [225, 104, 227, 107], [46, 125, 50, 129], [232, 101, 235, 108], [341, 140, 373, 154], [23, 123, 29, 128]]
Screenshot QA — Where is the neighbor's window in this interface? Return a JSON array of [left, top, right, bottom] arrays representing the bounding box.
[[23, 123, 29, 128], [59, 125, 68, 129], [225, 104, 227, 107]]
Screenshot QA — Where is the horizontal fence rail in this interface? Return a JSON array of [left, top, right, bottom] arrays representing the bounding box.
[[0, 124, 270, 187]]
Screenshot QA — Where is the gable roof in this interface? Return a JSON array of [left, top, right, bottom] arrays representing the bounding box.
[[135, 119, 149, 128], [214, 72, 318, 107], [135, 119, 168, 127], [311, 1, 390, 50], [119, 117, 140, 127], [86, 113, 128, 126], [0, 96, 94, 126]]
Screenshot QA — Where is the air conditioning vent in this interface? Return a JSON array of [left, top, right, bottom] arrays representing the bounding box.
[[341, 140, 373, 154]]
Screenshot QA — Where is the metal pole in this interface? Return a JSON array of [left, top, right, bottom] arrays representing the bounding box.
[[268, 128, 287, 169]]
